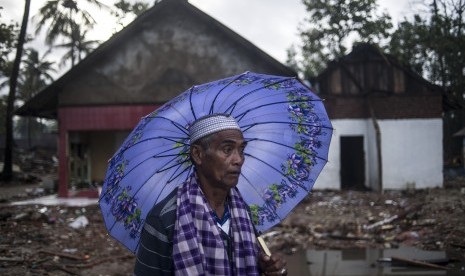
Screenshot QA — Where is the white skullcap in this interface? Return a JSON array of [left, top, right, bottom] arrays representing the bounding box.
[[189, 114, 241, 144]]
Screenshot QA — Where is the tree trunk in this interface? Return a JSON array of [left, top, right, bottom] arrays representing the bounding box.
[[2, 0, 31, 181], [368, 97, 383, 192]]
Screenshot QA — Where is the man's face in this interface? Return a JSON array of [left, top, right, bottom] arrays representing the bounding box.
[[195, 129, 246, 190]]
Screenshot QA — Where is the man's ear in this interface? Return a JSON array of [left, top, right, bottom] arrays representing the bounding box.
[[190, 144, 203, 166]]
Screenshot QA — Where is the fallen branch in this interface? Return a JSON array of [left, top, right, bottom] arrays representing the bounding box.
[[65, 254, 133, 269], [42, 264, 81, 275], [391, 256, 449, 270], [329, 234, 370, 241], [37, 249, 85, 261], [0, 257, 24, 262]]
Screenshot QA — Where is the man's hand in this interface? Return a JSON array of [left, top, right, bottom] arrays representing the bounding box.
[[258, 252, 287, 275]]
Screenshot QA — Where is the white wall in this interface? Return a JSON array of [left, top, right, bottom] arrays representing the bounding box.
[[381, 119, 443, 189], [315, 118, 443, 190]]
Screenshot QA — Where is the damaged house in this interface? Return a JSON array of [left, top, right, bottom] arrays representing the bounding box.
[[315, 43, 443, 191], [16, 0, 295, 197]]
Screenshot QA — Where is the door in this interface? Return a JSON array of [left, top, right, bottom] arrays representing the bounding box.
[[340, 136, 366, 190]]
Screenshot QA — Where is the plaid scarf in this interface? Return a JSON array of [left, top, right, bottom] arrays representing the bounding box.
[[173, 174, 260, 275]]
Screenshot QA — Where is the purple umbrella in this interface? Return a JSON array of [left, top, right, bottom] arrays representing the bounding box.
[[99, 71, 333, 253]]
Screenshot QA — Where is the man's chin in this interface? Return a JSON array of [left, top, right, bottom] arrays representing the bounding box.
[[226, 178, 240, 187]]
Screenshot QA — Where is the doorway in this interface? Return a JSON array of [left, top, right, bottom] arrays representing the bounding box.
[[340, 136, 366, 190]]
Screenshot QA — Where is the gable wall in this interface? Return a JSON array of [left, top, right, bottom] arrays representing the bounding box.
[[59, 4, 290, 106]]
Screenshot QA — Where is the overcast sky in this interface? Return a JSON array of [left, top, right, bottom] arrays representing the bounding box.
[[2, 0, 419, 77]]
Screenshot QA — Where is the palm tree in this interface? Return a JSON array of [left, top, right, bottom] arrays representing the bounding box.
[[16, 48, 56, 150], [34, 0, 108, 66], [18, 48, 55, 101], [2, 0, 31, 181], [55, 24, 100, 67]]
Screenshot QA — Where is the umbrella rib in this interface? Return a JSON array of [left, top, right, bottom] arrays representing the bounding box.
[[116, 136, 187, 158], [210, 73, 246, 115], [146, 115, 189, 135], [98, 154, 156, 201], [113, 116, 188, 156], [247, 138, 329, 163], [154, 114, 188, 135], [153, 165, 193, 204], [239, 173, 284, 232], [235, 98, 323, 121], [242, 121, 333, 134], [239, 172, 277, 221], [166, 162, 193, 184], [225, 77, 295, 115], [244, 153, 309, 191], [188, 86, 198, 121], [156, 157, 190, 174], [101, 153, 185, 201], [102, 160, 192, 232]]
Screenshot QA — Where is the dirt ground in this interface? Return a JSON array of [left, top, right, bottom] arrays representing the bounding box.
[[1, 176, 464, 275]]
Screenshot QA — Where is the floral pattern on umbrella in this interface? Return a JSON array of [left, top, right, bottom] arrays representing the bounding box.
[[248, 85, 327, 227]]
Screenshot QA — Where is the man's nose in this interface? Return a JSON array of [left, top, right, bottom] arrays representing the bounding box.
[[232, 150, 244, 166]]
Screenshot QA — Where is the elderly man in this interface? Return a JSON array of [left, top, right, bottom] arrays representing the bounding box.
[[134, 114, 287, 275]]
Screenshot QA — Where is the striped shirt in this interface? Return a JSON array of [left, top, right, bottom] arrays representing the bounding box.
[[133, 188, 255, 275], [134, 188, 178, 276]]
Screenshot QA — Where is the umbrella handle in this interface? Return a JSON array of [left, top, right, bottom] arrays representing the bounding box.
[[257, 236, 272, 256]]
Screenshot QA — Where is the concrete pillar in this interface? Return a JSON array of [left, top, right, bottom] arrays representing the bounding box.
[[58, 119, 69, 198]]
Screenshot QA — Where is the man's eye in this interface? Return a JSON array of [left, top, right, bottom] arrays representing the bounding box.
[[223, 147, 232, 153]]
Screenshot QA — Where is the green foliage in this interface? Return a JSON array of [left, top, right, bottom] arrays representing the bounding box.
[[388, 15, 430, 75], [0, 7, 19, 79], [34, 0, 108, 66], [389, 0, 465, 164], [112, 0, 150, 26], [54, 24, 100, 67], [17, 48, 56, 101], [293, 0, 393, 78], [388, 0, 465, 99]]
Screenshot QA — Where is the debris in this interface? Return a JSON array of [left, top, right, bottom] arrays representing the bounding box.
[[64, 254, 133, 269], [38, 249, 85, 261], [364, 204, 421, 231], [396, 231, 420, 243], [13, 212, 28, 220], [1, 176, 465, 274], [413, 218, 436, 226], [41, 264, 81, 275], [0, 257, 24, 262], [381, 224, 395, 231], [384, 199, 397, 205], [364, 214, 399, 230], [390, 256, 449, 270], [68, 215, 89, 229]]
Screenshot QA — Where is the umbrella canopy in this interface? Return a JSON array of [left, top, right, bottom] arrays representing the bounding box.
[[99, 71, 333, 253]]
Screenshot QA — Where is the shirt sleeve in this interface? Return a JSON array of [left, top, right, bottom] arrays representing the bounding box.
[[134, 193, 177, 276]]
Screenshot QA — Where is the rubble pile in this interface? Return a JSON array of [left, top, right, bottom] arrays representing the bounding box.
[[1, 181, 464, 274], [267, 187, 465, 257], [0, 205, 134, 275]]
